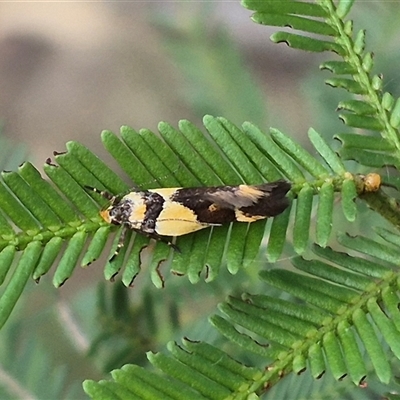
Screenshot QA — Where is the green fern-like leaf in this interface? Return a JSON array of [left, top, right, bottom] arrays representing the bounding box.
[[1, 1, 399, 399], [83, 233, 400, 398], [0, 115, 386, 329], [243, 0, 400, 167]]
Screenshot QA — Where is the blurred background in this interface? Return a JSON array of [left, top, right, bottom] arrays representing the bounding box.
[[0, 1, 399, 399], [0, 1, 325, 165]]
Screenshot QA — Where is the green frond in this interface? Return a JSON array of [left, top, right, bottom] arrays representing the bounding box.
[[84, 339, 264, 400], [2, 2, 399, 400], [0, 115, 386, 328], [336, 133, 400, 169], [213, 237, 400, 389], [242, 0, 400, 165], [84, 233, 400, 398]]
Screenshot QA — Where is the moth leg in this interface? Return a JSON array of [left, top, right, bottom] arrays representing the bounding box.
[[132, 229, 181, 253], [109, 227, 127, 262], [109, 228, 180, 263]]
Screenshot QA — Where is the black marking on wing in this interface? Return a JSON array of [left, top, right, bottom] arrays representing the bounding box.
[[141, 191, 165, 233], [240, 181, 291, 217], [171, 180, 291, 223], [171, 187, 236, 224]]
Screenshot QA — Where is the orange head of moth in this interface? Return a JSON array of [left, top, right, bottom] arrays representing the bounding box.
[[100, 208, 112, 223]]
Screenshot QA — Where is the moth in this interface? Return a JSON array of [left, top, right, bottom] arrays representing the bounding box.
[[87, 179, 291, 259]]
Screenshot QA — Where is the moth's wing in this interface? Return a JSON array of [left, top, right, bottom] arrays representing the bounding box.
[[204, 186, 267, 208], [199, 180, 291, 210], [171, 186, 256, 209], [169, 187, 237, 224], [170, 180, 291, 221], [153, 200, 219, 236], [238, 181, 291, 217]]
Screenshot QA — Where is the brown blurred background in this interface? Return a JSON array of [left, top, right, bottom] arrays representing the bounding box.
[[0, 1, 317, 166]]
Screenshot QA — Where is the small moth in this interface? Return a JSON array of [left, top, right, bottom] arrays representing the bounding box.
[[87, 180, 291, 258]]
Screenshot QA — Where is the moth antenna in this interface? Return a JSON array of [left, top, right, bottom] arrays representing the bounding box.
[[84, 185, 114, 201]]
